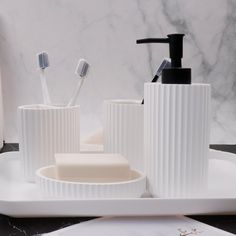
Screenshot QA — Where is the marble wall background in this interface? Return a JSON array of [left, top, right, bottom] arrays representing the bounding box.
[[0, 0, 235, 143]]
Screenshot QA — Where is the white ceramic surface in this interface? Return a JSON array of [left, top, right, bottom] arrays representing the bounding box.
[[104, 100, 144, 171], [18, 104, 80, 182], [0, 149, 235, 217], [144, 83, 211, 198], [36, 166, 146, 199]]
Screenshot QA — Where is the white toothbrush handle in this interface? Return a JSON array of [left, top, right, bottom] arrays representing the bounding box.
[[67, 77, 85, 107], [40, 70, 51, 105]]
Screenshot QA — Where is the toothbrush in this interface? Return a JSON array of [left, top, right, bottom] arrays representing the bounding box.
[[37, 52, 52, 105], [141, 58, 171, 104], [67, 59, 89, 107]]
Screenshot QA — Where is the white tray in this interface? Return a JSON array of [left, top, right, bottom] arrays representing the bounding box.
[[0, 149, 236, 217]]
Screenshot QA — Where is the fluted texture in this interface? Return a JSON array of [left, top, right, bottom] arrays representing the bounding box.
[[36, 166, 146, 199], [144, 83, 211, 198], [18, 105, 80, 182], [104, 100, 144, 171]]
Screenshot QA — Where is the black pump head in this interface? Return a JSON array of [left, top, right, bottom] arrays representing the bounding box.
[[136, 33, 191, 84], [136, 34, 184, 68]]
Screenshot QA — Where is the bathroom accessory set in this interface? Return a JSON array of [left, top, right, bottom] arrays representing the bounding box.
[[0, 32, 235, 217], [18, 33, 210, 200]]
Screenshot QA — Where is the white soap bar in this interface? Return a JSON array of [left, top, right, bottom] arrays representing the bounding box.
[[55, 153, 131, 182]]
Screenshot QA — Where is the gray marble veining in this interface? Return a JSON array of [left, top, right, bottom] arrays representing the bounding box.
[[0, 0, 236, 143]]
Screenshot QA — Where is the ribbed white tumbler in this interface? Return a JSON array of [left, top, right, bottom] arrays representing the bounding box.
[[104, 100, 144, 171], [144, 83, 211, 197], [18, 104, 80, 182]]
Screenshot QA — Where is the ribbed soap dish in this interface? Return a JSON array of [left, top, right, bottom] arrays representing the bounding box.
[[36, 166, 146, 199]]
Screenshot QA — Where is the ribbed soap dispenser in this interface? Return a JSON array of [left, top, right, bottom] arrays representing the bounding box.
[[137, 34, 211, 198]]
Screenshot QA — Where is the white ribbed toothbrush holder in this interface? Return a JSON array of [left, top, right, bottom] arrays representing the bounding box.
[[103, 100, 144, 171], [18, 104, 80, 182], [144, 83, 211, 198]]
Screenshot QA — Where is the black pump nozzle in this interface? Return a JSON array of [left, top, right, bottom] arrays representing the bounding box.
[[136, 34, 184, 68], [136, 34, 191, 84]]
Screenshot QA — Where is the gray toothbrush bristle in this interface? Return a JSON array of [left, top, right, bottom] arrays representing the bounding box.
[[75, 59, 89, 77], [38, 52, 49, 69], [156, 58, 171, 76]]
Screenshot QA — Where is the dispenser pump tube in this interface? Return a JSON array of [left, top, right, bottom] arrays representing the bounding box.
[[168, 34, 184, 67]]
